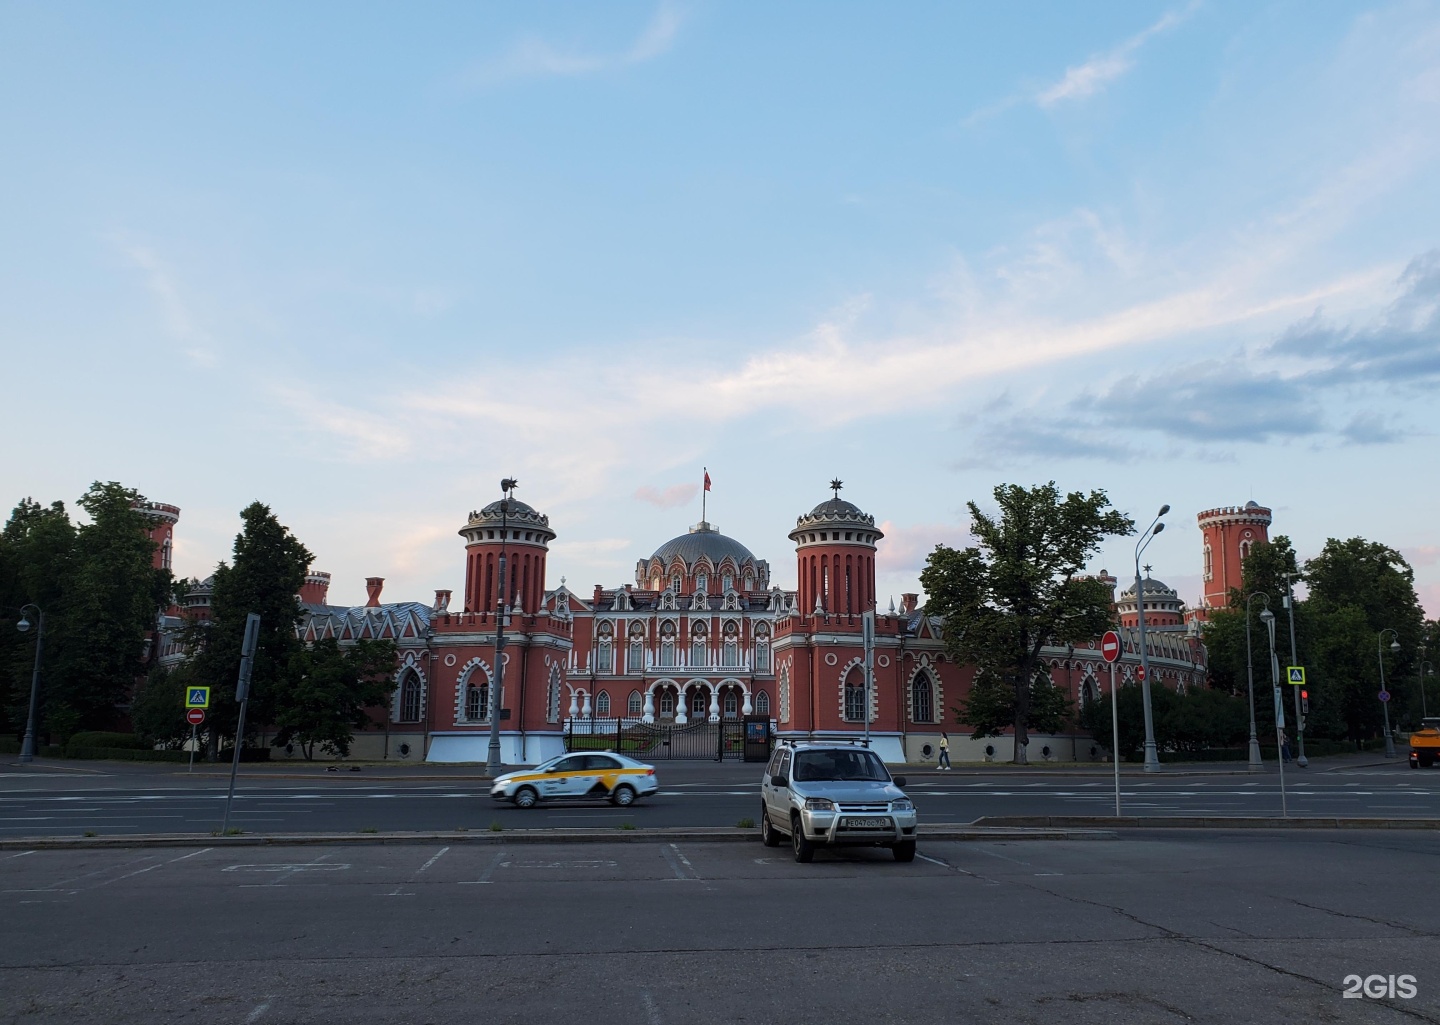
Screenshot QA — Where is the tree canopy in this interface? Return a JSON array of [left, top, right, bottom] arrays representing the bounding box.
[[920, 482, 1134, 763]]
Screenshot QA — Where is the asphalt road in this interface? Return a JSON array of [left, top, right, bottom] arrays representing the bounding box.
[[1, 760, 1438, 838], [2, 830, 1438, 1024]]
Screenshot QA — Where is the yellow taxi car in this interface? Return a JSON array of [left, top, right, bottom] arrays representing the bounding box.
[[490, 751, 660, 808], [1409, 717, 1440, 769]]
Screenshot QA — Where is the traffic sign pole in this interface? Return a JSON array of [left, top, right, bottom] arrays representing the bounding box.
[[222, 612, 261, 834], [1099, 632, 1122, 817], [188, 724, 197, 774]]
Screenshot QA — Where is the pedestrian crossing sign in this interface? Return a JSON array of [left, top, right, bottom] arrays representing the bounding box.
[[1286, 666, 1305, 686], [186, 686, 211, 709]]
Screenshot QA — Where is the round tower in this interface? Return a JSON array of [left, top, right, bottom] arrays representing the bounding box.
[[134, 501, 180, 572], [1197, 501, 1272, 610], [1116, 573, 1186, 629], [459, 495, 555, 615], [789, 482, 883, 617]]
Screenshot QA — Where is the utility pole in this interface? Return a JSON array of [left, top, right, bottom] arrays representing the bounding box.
[[487, 479, 518, 776], [1283, 573, 1306, 767]]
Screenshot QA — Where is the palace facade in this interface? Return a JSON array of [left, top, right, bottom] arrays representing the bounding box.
[[153, 487, 1229, 764]]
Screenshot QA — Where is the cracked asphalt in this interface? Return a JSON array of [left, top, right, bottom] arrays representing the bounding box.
[[2, 829, 1437, 1024]]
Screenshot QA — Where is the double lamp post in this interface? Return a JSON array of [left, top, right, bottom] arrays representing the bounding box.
[[14, 604, 44, 763]]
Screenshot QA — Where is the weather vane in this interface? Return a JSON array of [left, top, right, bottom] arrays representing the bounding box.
[[830, 478, 843, 498]]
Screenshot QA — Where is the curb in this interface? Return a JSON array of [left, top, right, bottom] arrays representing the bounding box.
[[0, 825, 1115, 851], [973, 815, 1440, 830]]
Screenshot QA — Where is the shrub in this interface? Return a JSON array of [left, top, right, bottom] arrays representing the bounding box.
[[66, 732, 150, 756]]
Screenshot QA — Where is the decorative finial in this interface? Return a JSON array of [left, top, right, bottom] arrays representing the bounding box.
[[500, 477, 519, 495], [830, 478, 843, 498], [1143, 563, 1153, 577]]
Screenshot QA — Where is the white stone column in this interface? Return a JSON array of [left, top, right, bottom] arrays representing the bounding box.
[[675, 687, 689, 725], [741, 686, 753, 716], [580, 690, 592, 719], [708, 686, 720, 723], [642, 688, 655, 724], [568, 689, 580, 720]]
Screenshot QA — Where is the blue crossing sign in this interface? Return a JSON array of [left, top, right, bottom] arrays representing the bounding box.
[[186, 686, 211, 709]]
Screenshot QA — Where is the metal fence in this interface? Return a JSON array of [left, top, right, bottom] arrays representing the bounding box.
[[564, 717, 774, 761]]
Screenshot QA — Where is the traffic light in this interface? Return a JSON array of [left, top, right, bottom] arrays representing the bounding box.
[[1300, 689, 1309, 714]]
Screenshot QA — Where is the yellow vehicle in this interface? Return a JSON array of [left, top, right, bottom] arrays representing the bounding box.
[[1409, 717, 1440, 769]]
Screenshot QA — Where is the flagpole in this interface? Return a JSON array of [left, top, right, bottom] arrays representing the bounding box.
[[702, 468, 707, 524]]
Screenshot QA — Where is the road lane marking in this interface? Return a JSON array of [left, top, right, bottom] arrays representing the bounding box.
[[661, 843, 700, 881], [387, 845, 451, 896], [245, 999, 271, 1022], [459, 850, 507, 884], [641, 990, 663, 1025]]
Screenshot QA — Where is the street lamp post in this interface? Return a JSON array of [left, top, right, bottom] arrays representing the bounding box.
[[1281, 573, 1306, 767], [1135, 504, 1169, 772], [1244, 593, 1269, 771], [1261, 607, 1287, 816], [485, 479, 519, 776], [1378, 628, 1400, 758], [15, 604, 44, 763], [1419, 644, 1431, 721]]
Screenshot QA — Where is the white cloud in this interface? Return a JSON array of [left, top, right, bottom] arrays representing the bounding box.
[[458, 3, 681, 86], [635, 483, 699, 509], [119, 242, 217, 366], [1036, 2, 1199, 108]]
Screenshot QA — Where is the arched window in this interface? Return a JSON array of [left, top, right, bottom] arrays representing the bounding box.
[[722, 621, 739, 667], [843, 666, 865, 722], [723, 689, 738, 717], [627, 690, 643, 717], [723, 572, 733, 591], [546, 668, 561, 723], [690, 622, 707, 667], [399, 671, 422, 722], [755, 690, 770, 716], [596, 622, 614, 674], [596, 691, 611, 717], [660, 689, 675, 716], [1081, 676, 1099, 708], [778, 664, 791, 723], [754, 623, 770, 672], [743, 572, 754, 591], [691, 689, 707, 717], [1203, 544, 1213, 581], [671, 573, 682, 593], [696, 572, 708, 594], [660, 622, 676, 667], [652, 573, 662, 591], [911, 671, 934, 723], [1239, 540, 1252, 561], [466, 682, 488, 722], [629, 623, 645, 673]]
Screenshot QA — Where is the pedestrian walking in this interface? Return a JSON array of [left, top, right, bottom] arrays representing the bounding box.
[[1280, 728, 1291, 763], [938, 732, 951, 770]]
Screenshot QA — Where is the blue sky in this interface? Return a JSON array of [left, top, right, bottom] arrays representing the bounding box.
[[2, 1, 1438, 617]]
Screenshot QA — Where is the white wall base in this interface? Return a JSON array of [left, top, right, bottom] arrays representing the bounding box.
[[425, 732, 565, 766]]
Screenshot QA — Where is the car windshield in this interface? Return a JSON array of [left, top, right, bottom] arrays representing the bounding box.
[[792, 750, 890, 783]]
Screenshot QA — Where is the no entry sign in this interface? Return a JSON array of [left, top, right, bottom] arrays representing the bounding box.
[[1101, 630, 1122, 664], [186, 707, 206, 726]]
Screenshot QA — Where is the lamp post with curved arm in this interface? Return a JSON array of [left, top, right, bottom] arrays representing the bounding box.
[[1261, 606, 1287, 815], [1378, 628, 1400, 758], [15, 604, 44, 763], [1135, 504, 1169, 772], [1419, 643, 1431, 721], [486, 478, 519, 776], [1244, 593, 1269, 771]]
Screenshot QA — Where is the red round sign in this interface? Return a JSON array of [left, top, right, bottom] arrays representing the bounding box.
[[1101, 630, 1122, 664], [186, 708, 206, 726], [1136, 666, 1146, 682]]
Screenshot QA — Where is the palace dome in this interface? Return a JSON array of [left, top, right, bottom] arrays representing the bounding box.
[[649, 523, 757, 567]]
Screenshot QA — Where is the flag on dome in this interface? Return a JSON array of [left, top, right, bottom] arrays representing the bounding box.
[[704, 469, 711, 492]]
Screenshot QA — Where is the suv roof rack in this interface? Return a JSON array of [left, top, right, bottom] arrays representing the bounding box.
[[777, 737, 871, 748]]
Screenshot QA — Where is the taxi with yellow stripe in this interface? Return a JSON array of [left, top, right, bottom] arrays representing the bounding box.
[[490, 751, 659, 808]]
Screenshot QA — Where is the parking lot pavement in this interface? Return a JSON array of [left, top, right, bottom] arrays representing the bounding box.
[[2, 830, 1437, 1024]]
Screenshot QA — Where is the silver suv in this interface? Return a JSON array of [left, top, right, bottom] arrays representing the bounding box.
[[760, 740, 917, 862]]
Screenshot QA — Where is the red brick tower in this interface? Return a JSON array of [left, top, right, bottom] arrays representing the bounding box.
[[134, 502, 179, 572], [1196, 501, 1272, 613], [299, 571, 332, 606], [789, 480, 883, 617], [459, 497, 555, 615]]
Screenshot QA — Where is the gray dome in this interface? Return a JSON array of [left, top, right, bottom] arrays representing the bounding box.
[[1244, 500, 1261, 510], [807, 498, 864, 518], [650, 524, 757, 567], [1121, 577, 1176, 598], [480, 498, 538, 518]]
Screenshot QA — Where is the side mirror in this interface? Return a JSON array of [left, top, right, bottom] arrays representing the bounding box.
[[892, 775, 907, 789], [770, 774, 787, 788]]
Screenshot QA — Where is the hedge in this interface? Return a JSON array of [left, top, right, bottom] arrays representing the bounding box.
[[64, 746, 271, 762], [65, 731, 150, 755], [0, 737, 18, 754]]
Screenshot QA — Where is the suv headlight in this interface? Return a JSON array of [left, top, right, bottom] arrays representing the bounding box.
[[891, 799, 914, 812], [804, 798, 835, 811]]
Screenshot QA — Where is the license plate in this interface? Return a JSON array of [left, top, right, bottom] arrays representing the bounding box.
[[843, 817, 891, 828]]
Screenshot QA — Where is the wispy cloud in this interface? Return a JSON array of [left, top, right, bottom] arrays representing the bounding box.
[[119, 242, 217, 366], [635, 483, 698, 509], [458, 3, 681, 87], [967, 1, 1198, 123], [1036, 2, 1199, 108]]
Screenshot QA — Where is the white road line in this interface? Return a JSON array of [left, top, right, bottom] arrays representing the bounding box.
[[459, 850, 507, 885], [166, 848, 212, 863], [640, 990, 663, 1025], [245, 999, 271, 1022], [660, 844, 697, 881], [388, 845, 451, 896], [5, 850, 35, 858]]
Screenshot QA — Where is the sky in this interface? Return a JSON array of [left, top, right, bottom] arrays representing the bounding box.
[[1, 1, 1438, 617]]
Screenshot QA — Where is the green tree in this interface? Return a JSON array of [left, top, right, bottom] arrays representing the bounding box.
[[0, 498, 75, 738], [130, 662, 193, 748], [46, 483, 172, 735], [1304, 538, 1425, 737], [193, 502, 312, 755], [954, 668, 1074, 740], [271, 637, 397, 759], [921, 482, 1134, 764]]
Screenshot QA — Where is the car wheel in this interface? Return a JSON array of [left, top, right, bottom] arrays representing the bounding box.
[[611, 784, 636, 807], [514, 786, 538, 809], [892, 840, 917, 863], [761, 808, 781, 847], [791, 814, 815, 863]]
